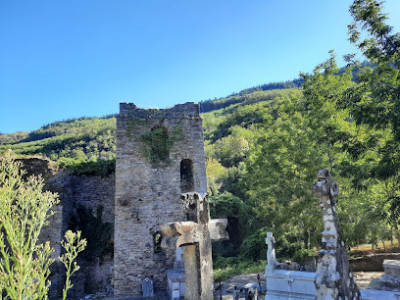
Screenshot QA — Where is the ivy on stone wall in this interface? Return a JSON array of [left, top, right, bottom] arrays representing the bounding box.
[[140, 121, 183, 167], [68, 205, 113, 262], [126, 117, 146, 138]]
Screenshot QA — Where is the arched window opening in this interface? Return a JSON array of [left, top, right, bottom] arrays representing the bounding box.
[[180, 159, 194, 192]]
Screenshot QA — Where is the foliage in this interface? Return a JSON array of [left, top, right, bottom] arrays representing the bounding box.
[[345, 0, 400, 225], [210, 192, 252, 231], [141, 123, 183, 167], [206, 158, 227, 195], [0, 116, 116, 176], [292, 248, 316, 266], [0, 151, 58, 299], [68, 205, 113, 262], [58, 158, 116, 177], [238, 53, 392, 257], [0, 152, 86, 300], [60, 230, 87, 300], [238, 228, 268, 261], [200, 78, 303, 113], [213, 257, 266, 282], [210, 193, 253, 257]]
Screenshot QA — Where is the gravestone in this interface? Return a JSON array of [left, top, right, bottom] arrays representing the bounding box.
[[166, 247, 185, 299], [265, 169, 362, 300], [161, 192, 229, 300], [142, 278, 154, 298], [265, 232, 317, 300]]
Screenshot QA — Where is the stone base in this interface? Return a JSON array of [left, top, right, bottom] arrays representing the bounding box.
[[383, 260, 400, 276], [166, 269, 185, 300], [380, 275, 400, 289], [265, 269, 317, 300], [360, 288, 400, 300]]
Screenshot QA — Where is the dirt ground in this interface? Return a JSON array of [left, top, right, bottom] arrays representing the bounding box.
[[354, 271, 384, 289]]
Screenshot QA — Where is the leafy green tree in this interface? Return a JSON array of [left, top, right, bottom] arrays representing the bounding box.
[[241, 54, 391, 255], [206, 158, 227, 195], [346, 0, 400, 225]]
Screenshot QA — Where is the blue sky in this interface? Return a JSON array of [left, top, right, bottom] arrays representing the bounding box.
[[1, 0, 400, 133]]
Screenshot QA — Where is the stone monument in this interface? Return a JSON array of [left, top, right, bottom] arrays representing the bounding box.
[[114, 103, 208, 297], [312, 169, 361, 300], [265, 232, 317, 300]]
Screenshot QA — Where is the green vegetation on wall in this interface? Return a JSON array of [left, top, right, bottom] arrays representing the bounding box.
[[140, 122, 183, 167]]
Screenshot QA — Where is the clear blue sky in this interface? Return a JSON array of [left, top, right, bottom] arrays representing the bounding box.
[[1, 0, 400, 134]]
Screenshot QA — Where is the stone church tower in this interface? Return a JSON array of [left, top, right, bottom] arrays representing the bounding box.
[[113, 102, 207, 297]]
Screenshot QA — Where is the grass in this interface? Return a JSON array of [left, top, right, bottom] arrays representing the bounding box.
[[351, 240, 400, 253], [213, 258, 266, 282]]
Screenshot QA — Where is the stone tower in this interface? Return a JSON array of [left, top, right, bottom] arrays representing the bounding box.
[[114, 102, 208, 297]]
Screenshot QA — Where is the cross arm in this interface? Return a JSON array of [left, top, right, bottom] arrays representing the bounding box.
[[208, 219, 229, 242], [161, 221, 200, 247]]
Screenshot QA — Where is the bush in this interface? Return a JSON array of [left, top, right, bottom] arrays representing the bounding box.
[[292, 248, 316, 266], [0, 151, 86, 299], [239, 228, 267, 261], [68, 205, 113, 261]]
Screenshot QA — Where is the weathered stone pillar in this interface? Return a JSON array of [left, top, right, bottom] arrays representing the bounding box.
[[312, 169, 361, 300], [161, 192, 229, 300]]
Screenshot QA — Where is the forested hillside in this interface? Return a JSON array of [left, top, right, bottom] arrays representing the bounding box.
[[0, 116, 116, 176], [1, 0, 400, 274]]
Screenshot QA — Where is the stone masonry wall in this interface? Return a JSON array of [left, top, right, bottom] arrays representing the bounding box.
[[114, 102, 207, 297], [49, 172, 115, 298]]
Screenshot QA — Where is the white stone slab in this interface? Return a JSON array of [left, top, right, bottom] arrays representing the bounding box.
[[384, 260, 400, 277], [360, 289, 400, 300], [265, 269, 317, 300]]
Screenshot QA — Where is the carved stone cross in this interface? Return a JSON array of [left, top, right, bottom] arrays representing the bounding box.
[[161, 192, 229, 300]]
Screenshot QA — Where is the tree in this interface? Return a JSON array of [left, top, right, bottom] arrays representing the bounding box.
[[346, 0, 400, 139], [241, 54, 390, 255], [0, 151, 86, 299], [346, 0, 400, 224]]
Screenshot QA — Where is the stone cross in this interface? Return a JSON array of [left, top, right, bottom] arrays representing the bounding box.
[[266, 232, 277, 270], [161, 192, 229, 300], [312, 169, 361, 300]]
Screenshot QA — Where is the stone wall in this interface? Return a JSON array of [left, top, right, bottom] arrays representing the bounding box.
[[114, 102, 207, 297]]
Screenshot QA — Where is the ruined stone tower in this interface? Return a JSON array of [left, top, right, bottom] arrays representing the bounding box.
[[114, 102, 207, 297]]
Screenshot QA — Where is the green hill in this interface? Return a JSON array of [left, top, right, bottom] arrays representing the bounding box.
[[1, 63, 398, 267], [0, 88, 290, 174], [0, 116, 116, 176]]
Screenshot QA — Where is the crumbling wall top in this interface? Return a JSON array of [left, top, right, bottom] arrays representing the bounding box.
[[119, 102, 200, 119], [16, 156, 58, 178]]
